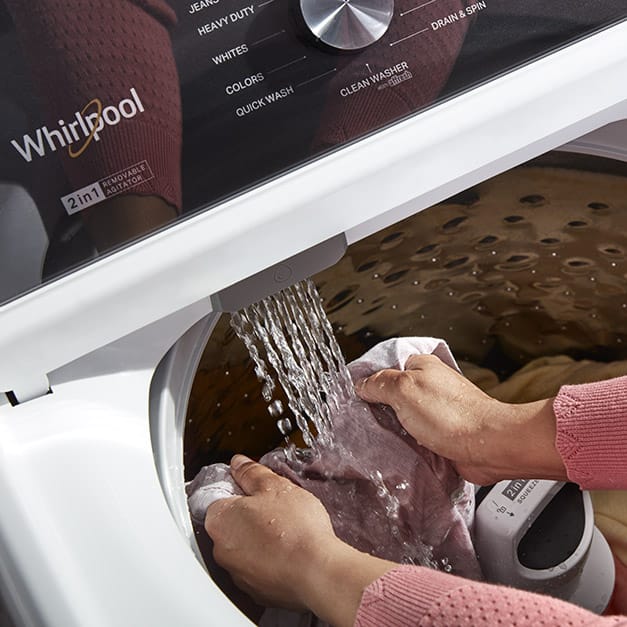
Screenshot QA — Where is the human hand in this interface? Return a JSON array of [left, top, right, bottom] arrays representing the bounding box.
[[355, 354, 567, 485], [205, 455, 397, 626]]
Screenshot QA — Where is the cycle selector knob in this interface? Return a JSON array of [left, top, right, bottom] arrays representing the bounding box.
[[297, 0, 394, 52]]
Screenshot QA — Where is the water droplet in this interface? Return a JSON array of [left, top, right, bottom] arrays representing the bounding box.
[[268, 399, 284, 417], [490, 250, 497, 256], [261, 383, 273, 402], [277, 417, 292, 435], [373, 273, 380, 279], [391, 304, 398, 310], [225, 370, 230, 376], [590, 276, 596, 281], [357, 298, 364, 304], [412, 280, 419, 286]]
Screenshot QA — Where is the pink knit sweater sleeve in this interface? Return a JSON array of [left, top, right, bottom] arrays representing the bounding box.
[[355, 566, 627, 626], [554, 375, 627, 489]]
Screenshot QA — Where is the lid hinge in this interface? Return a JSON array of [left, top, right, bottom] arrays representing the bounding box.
[[5, 374, 52, 406]]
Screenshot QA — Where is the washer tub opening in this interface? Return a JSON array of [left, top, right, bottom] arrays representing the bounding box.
[[154, 152, 627, 623]]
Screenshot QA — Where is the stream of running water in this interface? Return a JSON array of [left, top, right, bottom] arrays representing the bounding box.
[[230, 278, 445, 569], [230, 279, 354, 449]]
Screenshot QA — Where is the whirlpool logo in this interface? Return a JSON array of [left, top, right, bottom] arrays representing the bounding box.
[[10, 88, 144, 162]]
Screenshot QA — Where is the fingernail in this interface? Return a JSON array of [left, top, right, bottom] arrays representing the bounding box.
[[231, 454, 253, 470], [355, 377, 368, 388]]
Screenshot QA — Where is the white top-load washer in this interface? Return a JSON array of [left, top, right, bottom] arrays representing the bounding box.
[[0, 1, 626, 625]]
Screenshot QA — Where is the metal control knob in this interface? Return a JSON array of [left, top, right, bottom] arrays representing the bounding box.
[[297, 0, 394, 52]]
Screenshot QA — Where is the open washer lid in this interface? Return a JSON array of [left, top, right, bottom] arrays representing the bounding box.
[[0, 2, 626, 396]]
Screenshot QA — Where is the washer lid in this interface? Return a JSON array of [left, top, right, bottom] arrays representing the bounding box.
[[0, 12, 626, 394]]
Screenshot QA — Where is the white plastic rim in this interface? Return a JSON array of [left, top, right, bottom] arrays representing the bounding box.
[[150, 313, 221, 558]]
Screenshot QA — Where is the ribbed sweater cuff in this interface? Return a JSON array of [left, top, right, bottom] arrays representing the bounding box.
[[355, 565, 462, 626], [554, 375, 627, 489]]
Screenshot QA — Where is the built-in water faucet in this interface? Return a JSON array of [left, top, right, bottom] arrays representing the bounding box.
[[210, 234, 347, 312]]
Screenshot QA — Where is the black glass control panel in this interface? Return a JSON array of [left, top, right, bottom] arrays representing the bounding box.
[[0, 0, 625, 306]]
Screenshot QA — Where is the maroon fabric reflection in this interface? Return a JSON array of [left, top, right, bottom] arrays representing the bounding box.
[[5, 0, 182, 210]]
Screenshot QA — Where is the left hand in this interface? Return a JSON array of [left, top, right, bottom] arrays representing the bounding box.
[[355, 354, 564, 485]]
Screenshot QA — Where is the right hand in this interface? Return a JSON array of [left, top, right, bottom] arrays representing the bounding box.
[[205, 455, 397, 627], [355, 354, 566, 485], [204, 455, 338, 611]]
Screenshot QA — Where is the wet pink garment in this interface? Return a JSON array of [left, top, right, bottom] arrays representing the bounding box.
[[262, 338, 481, 580], [356, 375, 627, 627], [187, 338, 481, 625], [188, 338, 481, 581]]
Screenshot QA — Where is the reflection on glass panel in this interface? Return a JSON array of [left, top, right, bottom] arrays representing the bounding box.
[[0, 0, 625, 306]]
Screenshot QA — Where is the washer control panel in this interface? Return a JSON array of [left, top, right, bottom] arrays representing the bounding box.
[[0, 0, 625, 305]]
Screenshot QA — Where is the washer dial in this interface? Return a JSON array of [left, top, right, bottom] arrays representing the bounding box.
[[298, 0, 395, 52]]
